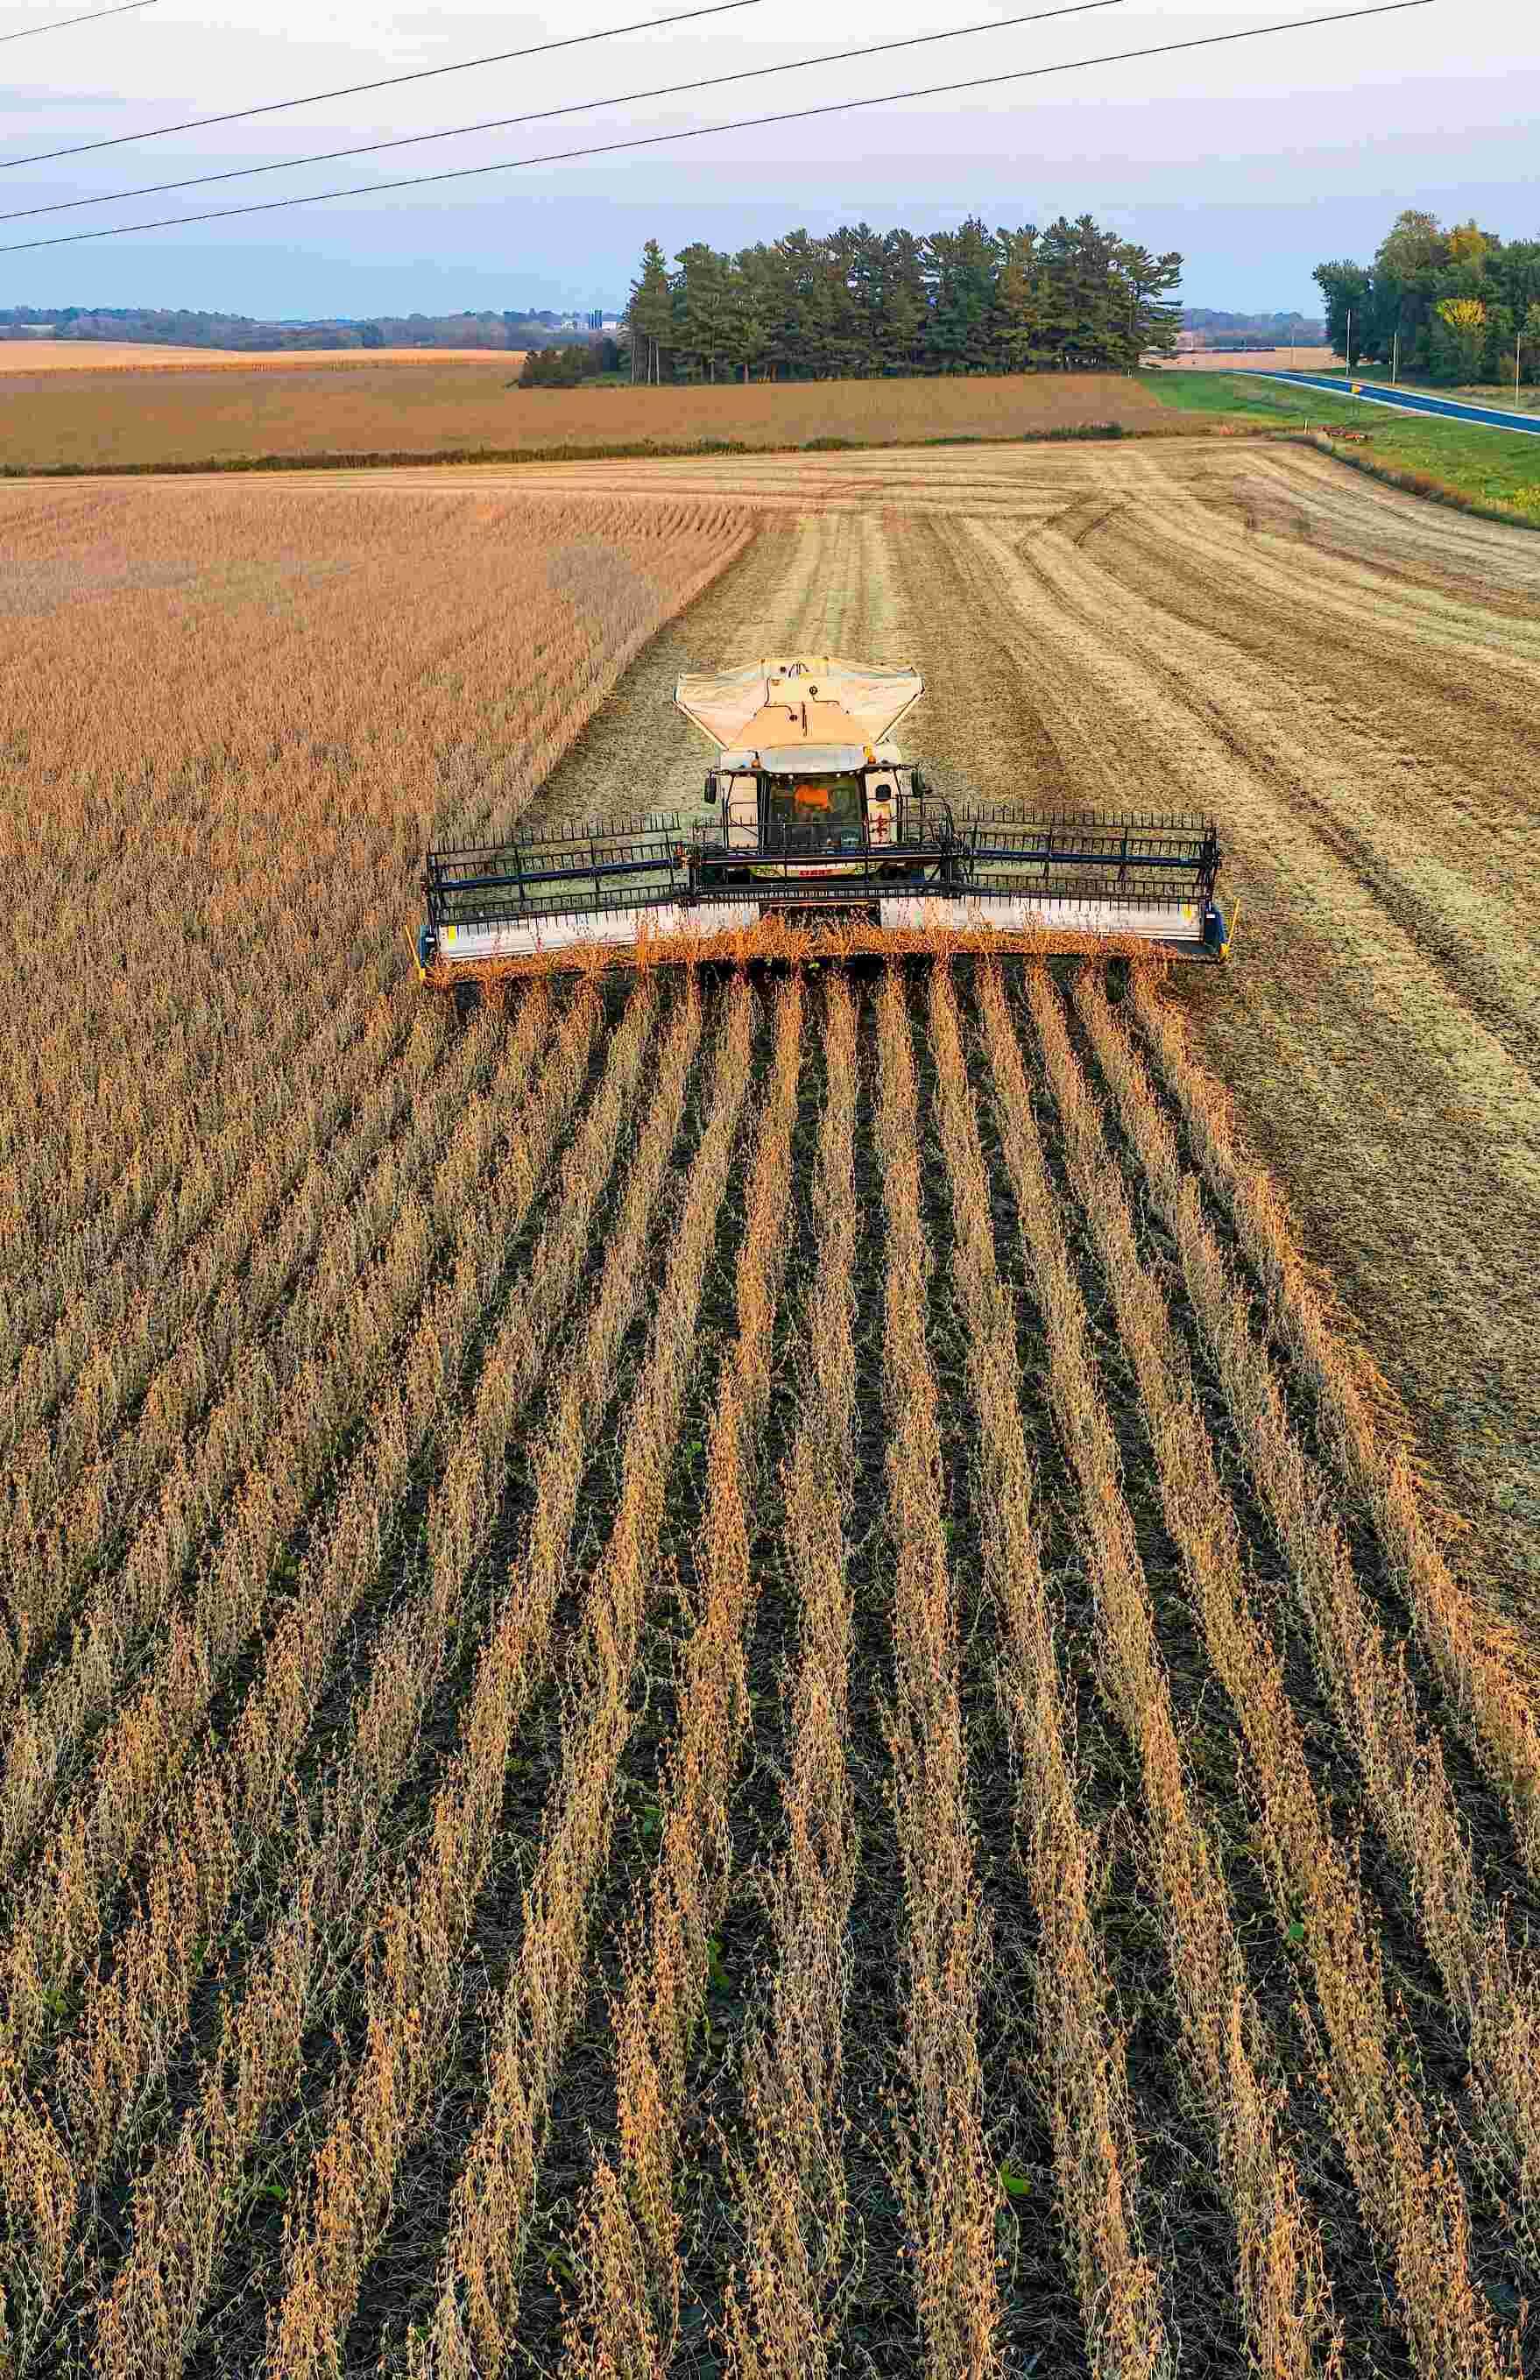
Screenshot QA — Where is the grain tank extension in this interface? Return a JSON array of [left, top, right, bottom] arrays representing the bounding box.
[[416, 655, 1232, 978]]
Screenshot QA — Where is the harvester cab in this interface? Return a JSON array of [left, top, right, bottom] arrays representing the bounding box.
[[684, 657, 953, 887], [415, 653, 1233, 980]]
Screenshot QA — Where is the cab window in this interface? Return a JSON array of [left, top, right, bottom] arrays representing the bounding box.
[[765, 772, 864, 833]]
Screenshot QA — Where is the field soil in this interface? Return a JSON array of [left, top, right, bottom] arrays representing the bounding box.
[[0, 365, 1163, 470]]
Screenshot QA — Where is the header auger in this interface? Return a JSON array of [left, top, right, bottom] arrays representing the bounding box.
[[415, 654, 1233, 984]]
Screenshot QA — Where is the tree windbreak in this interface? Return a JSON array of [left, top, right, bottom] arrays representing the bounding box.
[[621, 215, 1181, 384]]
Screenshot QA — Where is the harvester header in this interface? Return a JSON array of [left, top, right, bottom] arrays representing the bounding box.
[[415, 653, 1232, 980]]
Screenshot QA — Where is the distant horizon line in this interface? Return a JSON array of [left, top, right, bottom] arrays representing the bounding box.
[[0, 302, 1325, 328]]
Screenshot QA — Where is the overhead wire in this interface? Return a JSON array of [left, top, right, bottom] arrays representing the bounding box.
[[0, 0, 1435, 257], [0, 0, 1135, 224], [0, 0, 766, 168], [0, 0, 153, 40]]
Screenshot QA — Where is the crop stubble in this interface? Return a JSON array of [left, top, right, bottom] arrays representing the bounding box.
[[3, 446, 1539, 2376]]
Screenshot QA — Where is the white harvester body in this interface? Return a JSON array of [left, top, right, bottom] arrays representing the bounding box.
[[416, 653, 1232, 977]]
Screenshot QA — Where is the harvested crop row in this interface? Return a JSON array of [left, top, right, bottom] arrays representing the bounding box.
[[92, 978, 661, 2380], [717, 974, 862, 2380], [1124, 974, 1540, 1887], [974, 964, 1339, 2379], [871, 969, 1000, 2380], [1029, 972, 1521, 2380], [562, 977, 805, 2376], [1079, 973, 1540, 2268]]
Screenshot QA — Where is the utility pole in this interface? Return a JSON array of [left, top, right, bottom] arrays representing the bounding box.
[[1518, 328, 1524, 408], [1346, 307, 1353, 378], [1392, 329, 1399, 385]]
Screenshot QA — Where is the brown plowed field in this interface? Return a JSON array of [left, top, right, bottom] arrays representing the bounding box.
[[3, 438, 1539, 2380]]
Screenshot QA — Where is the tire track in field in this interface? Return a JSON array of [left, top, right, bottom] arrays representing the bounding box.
[[1248, 440, 1540, 610], [964, 499, 1540, 1150], [1093, 477, 1540, 830], [1000, 506, 1540, 1084], [891, 513, 1072, 810]]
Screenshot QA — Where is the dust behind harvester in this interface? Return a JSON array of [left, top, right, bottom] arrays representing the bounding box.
[[415, 655, 1233, 983]]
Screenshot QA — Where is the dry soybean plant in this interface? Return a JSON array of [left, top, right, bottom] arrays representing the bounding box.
[[717, 974, 864, 2380], [1028, 969, 1521, 2380], [1078, 971, 1540, 2267], [975, 963, 1339, 2380], [562, 977, 805, 2378], [871, 968, 1002, 2380], [930, 960, 1168, 2380], [1125, 971, 1540, 1877]]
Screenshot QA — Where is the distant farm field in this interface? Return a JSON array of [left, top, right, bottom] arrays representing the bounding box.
[[0, 364, 1165, 472], [0, 342, 247, 371], [0, 343, 526, 375], [1155, 345, 1337, 371]]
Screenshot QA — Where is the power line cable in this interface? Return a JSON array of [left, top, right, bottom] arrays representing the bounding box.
[[0, 0, 1436, 257], [0, 0, 1134, 224], [1, 0, 764, 169], [0, 0, 153, 40]]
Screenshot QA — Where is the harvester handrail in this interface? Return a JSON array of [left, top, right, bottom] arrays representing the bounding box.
[[955, 802, 1216, 830], [428, 809, 1219, 865], [425, 812, 685, 865], [964, 839, 1212, 869]]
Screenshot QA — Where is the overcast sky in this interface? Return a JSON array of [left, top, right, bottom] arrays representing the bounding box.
[[0, 0, 1533, 317]]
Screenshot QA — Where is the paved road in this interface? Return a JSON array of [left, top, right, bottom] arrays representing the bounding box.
[[1260, 371, 1540, 435]]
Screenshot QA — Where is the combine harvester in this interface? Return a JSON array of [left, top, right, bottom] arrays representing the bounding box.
[[415, 655, 1233, 983]]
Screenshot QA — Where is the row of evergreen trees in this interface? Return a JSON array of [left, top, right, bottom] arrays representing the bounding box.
[[1315, 211, 1540, 386], [623, 215, 1182, 382]]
